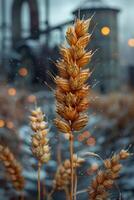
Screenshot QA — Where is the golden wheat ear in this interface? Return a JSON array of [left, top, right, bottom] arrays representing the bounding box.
[[0, 145, 25, 191], [88, 149, 130, 200], [54, 18, 92, 136], [54, 17, 92, 199]]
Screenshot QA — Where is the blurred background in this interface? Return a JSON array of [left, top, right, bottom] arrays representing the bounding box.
[[0, 0, 134, 199]]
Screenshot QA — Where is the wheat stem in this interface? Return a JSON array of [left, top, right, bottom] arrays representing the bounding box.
[[47, 189, 54, 200], [74, 170, 77, 200], [20, 194, 24, 200], [65, 187, 70, 200], [57, 135, 62, 165], [70, 133, 74, 200], [43, 177, 47, 199], [38, 162, 41, 200]]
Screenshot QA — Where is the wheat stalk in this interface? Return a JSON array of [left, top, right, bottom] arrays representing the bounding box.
[[88, 150, 130, 200], [29, 107, 51, 200], [54, 18, 92, 199], [0, 145, 25, 191]]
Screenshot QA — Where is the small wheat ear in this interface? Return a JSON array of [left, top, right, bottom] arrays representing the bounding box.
[[88, 149, 131, 200], [29, 107, 51, 200]]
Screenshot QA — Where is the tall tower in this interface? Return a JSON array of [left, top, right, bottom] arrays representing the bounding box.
[[73, 0, 120, 93], [12, 0, 39, 47], [0, 0, 7, 81]]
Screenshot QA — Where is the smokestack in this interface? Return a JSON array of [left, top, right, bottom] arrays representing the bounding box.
[[1, 0, 6, 72], [44, 0, 50, 47], [45, 0, 49, 28]]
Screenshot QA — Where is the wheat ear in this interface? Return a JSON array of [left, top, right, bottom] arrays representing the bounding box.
[[30, 107, 51, 200], [54, 18, 92, 199], [88, 149, 130, 200], [53, 155, 84, 193], [0, 145, 25, 191]]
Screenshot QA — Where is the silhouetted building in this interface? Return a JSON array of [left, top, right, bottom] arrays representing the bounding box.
[[0, 0, 72, 85], [73, 0, 120, 93]]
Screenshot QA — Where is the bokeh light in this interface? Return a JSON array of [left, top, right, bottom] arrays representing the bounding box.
[[87, 162, 99, 175], [27, 95, 37, 103], [0, 119, 5, 128], [86, 137, 96, 146], [77, 134, 84, 142], [91, 162, 99, 171], [82, 131, 91, 138], [8, 88, 16, 96], [6, 121, 14, 129], [19, 67, 28, 77], [128, 38, 134, 47], [101, 26, 110, 36]]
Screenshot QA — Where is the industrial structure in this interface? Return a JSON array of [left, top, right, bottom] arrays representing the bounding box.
[[73, 0, 120, 92], [0, 0, 120, 92], [0, 0, 72, 85]]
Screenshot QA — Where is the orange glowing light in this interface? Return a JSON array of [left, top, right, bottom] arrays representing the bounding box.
[[6, 121, 14, 129], [101, 26, 110, 36], [0, 119, 5, 128], [8, 88, 16, 96], [87, 163, 99, 175], [86, 137, 96, 146], [128, 38, 134, 47], [77, 134, 84, 142], [82, 131, 91, 138], [19, 67, 28, 77], [91, 163, 99, 172], [27, 95, 36, 103]]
